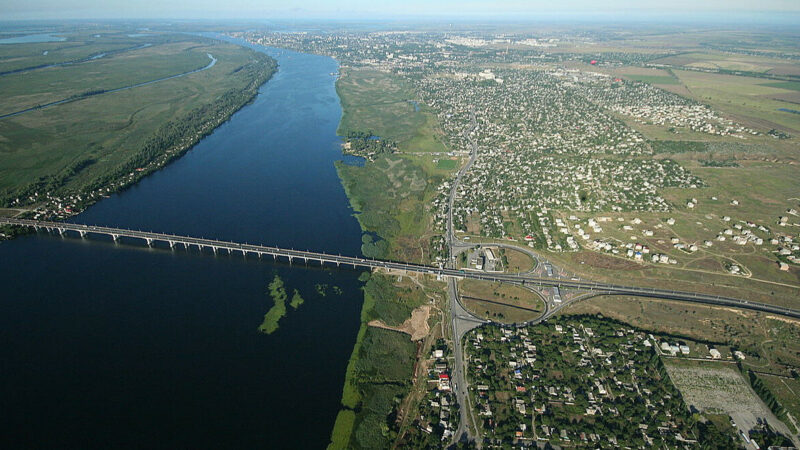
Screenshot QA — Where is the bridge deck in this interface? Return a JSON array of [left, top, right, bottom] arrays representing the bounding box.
[[3, 217, 799, 319]]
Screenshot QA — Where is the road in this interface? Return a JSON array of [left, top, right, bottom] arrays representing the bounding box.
[[444, 110, 483, 444]]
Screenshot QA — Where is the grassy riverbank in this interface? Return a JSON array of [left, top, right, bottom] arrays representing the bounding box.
[[0, 28, 276, 222], [329, 272, 424, 449], [329, 67, 452, 448], [334, 68, 453, 265]]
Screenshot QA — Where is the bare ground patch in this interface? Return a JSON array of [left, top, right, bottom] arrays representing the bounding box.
[[368, 305, 431, 341]]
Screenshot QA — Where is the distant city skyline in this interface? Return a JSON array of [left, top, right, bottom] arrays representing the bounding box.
[[2, 0, 800, 22]]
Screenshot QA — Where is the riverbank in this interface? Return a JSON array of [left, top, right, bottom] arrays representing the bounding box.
[[328, 67, 454, 448], [0, 32, 276, 233]]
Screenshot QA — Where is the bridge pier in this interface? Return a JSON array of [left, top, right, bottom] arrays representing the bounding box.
[[111, 234, 119, 242], [79, 230, 87, 238], [168, 240, 175, 249], [57, 228, 64, 236], [145, 238, 153, 247]]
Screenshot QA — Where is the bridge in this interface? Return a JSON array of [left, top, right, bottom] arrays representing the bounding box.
[[4, 217, 800, 320]]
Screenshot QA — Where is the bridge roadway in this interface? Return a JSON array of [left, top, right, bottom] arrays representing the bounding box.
[[4, 217, 800, 320]]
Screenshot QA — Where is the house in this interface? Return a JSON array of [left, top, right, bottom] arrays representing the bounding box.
[[779, 262, 789, 271], [438, 373, 451, 390], [709, 348, 721, 359]]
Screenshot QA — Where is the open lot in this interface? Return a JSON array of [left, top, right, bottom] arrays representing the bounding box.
[[664, 358, 794, 442]]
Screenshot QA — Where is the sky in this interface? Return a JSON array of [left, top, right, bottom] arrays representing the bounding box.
[[2, 0, 800, 22]]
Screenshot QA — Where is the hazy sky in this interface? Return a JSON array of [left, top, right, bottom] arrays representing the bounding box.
[[3, 0, 800, 21]]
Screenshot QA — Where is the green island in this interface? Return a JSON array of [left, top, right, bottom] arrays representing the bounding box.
[[289, 289, 304, 309], [259, 275, 289, 335], [0, 28, 276, 226]]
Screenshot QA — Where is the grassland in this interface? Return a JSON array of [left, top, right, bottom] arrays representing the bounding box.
[[335, 68, 460, 265], [673, 69, 800, 133], [625, 74, 680, 85], [458, 279, 544, 323], [337, 68, 448, 153], [650, 50, 800, 75], [0, 30, 275, 210], [499, 247, 535, 273], [760, 375, 800, 432], [435, 158, 458, 170]]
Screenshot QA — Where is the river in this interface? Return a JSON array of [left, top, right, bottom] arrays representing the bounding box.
[[0, 38, 364, 448]]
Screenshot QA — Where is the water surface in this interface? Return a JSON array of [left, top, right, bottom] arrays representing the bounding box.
[[0, 38, 363, 448], [0, 33, 66, 44]]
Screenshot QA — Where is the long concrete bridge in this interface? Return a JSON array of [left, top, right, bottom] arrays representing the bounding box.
[[4, 217, 800, 320]]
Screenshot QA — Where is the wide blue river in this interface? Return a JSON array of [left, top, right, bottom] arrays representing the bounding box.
[[0, 38, 364, 448]]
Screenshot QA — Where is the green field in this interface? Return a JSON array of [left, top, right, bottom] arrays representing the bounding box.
[[435, 158, 458, 169], [0, 29, 275, 210], [762, 81, 800, 92], [626, 74, 679, 85], [336, 154, 443, 263], [330, 66, 454, 448]]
